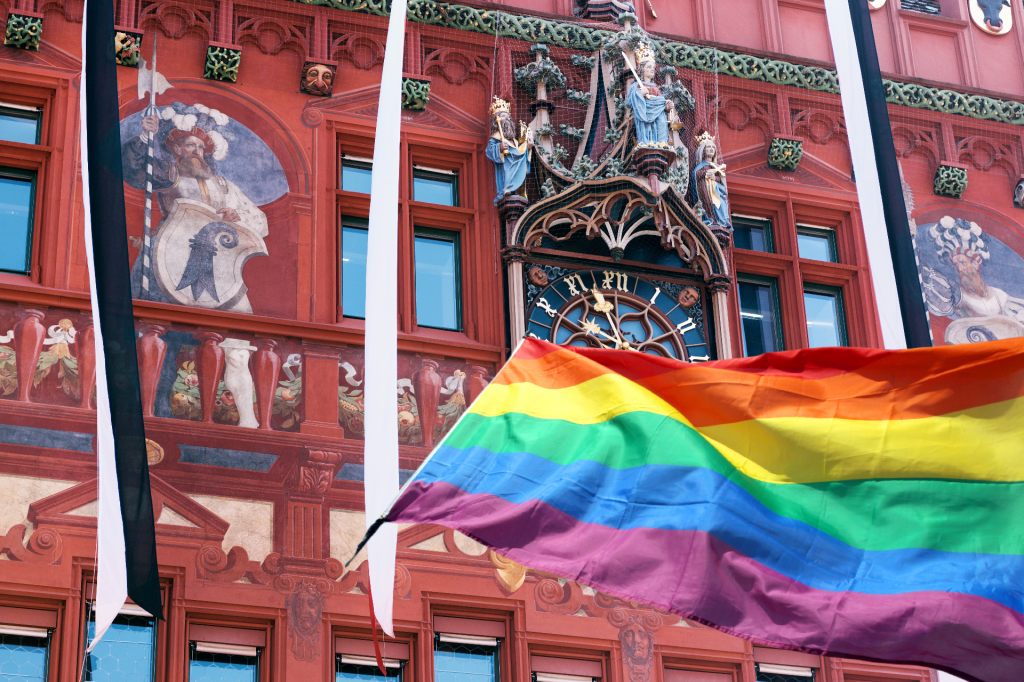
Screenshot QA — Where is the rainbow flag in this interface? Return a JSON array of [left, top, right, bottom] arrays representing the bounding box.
[[384, 338, 1024, 682]]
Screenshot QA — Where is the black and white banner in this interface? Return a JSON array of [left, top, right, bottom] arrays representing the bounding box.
[[823, 0, 931, 348], [81, 0, 163, 645]]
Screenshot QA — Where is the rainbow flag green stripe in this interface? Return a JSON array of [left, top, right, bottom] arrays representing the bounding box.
[[445, 411, 1024, 556], [387, 338, 1024, 682]]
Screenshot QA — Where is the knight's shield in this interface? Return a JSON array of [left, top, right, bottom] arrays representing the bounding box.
[[151, 199, 267, 312]]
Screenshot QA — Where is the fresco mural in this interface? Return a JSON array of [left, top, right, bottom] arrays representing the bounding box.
[[916, 215, 1024, 344], [120, 82, 288, 313]]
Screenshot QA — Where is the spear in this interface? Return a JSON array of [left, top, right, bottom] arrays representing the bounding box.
[[139, 36, 160, 299]]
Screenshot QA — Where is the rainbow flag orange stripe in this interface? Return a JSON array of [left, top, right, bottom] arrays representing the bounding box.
[[386, 338, 1024, 682]]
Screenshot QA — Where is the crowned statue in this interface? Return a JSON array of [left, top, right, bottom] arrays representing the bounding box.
[[485, 97, 534, 205], [692, 131, 731, 228], [626, 43, 674, 147]]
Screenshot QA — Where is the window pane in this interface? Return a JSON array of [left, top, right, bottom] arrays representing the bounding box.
[[0, 108, 39, 145], [0, 172, 35, 274], [189, 650, 259, 682], [435, 642, 497, 682], [804, 289, 846, 348], [85, 614, 156, 682], [336, 661, 402, 681], [731, 217, 773, 252], [738, 279, 782, 356], [341, 221, 369, 318], [0, 634, 48, 682], [341, 160, 373, 193], [796, 228, 836, 262], [413, 170, 458, 207], [415, 232, 460, 330]]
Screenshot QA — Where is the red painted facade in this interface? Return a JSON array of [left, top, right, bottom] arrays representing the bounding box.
[[0, 0, 1021, 679]]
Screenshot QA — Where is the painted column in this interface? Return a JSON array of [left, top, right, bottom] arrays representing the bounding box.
[[252, 338, 282, 430], [465, 365, 490, 407], [77, 323, 97, 409], [412, 358, 441, 449], [195, 331, 225, 424], [136, 323, 167, 416], [14, 309, 46, 402]]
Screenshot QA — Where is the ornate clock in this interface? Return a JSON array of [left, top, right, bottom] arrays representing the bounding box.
[[525, 267, 712, 361]]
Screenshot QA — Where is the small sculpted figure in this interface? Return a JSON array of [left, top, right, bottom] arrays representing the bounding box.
[[625, 44, 673, 146], [485, 97, 533, 204], [692, 132, 731, 228]]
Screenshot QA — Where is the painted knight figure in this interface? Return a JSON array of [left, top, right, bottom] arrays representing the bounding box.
[[692, 132, 731, 228], [122, 105, 272, 312], [626, 43, 673, 147], [485, 97, 533, 204]]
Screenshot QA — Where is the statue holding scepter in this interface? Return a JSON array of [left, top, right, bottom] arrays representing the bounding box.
[[485, 97, 534, 205]]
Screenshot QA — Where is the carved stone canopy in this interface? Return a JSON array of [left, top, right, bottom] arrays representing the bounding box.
[[510, 176, 730, 283]]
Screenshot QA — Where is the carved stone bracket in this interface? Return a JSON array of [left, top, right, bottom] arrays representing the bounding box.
[[401, 76, 431, 111], [934, 162, 968, 198], [501, 245, 530, 265], [497, 194, 530, 228], [0, 524, 62, 564], [768, 135, 804, 171], [633, 147, 676, 197], [204, 43, 242, 82], [4, 11, 43, 50]]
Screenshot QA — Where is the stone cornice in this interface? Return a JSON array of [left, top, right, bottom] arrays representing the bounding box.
[[293, 0, 1024, 127]]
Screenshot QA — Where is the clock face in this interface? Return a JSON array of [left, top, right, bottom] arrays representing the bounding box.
[[525, 268, 712, 361]]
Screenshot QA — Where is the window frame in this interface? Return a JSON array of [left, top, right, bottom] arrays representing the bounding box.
[[0, 605, 57, 682], [185, 620, 271, 682], [413, 227, 463, 332], [0, 165, 39, 275], [736, 274, 785, 357], [0, 83, 52, 286], [334, 132, 483, 344], [731, 214, 775, 254], [802, 283, 849, 348], [83, 602, 159, 682], [728, 183, 879, 355], [412, 165, 460, 208], [795, 224, 838, 263], [339, 216, 370, 320]]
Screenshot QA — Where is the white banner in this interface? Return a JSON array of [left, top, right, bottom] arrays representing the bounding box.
[[364, 0, 409, 638]]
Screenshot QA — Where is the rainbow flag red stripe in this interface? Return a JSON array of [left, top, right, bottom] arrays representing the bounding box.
[[386, 338, 1024, 682]]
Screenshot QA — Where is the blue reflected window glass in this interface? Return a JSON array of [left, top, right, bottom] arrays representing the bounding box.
[[0, 632, 49, 682], [434, 641, 498, 682], [336, 658, 402, 681], [189, 648, 259, 682], [341, 219, 369, 318], [738, 278, 783, 357], [0, 107, 39, 145], [0, 171, 36, 274], [731, 216, 773, 253], [797, 226, 837, 262], [85, 613, 156, 682], [414, 230, 461, 331], [804, 287, 847, 348], [341, 158, 373, 193], [413, 169, 458, 207]]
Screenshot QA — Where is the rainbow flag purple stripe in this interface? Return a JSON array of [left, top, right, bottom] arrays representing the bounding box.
[[385, 339, 1024, 682]]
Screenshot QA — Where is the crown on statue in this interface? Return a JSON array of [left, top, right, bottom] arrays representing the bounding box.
[[490, 96, 511, 116], [695, 131, 715, 145], [634, 41, 656, 66]]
